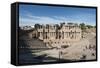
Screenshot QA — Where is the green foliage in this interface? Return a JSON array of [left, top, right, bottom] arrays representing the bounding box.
[[86, 25, 93, 29], [79, 23, 86, 31], [80, 23, 95, 33], [94, 25, 96, 28]]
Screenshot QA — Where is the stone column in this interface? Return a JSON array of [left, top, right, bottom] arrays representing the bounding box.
[[67, 32, 69, 38], [74, 32, 75, 39]]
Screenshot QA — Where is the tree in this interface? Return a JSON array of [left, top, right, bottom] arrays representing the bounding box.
[[79, 23, 86, 31], [86, 25, 93, 29], [94, 25, 96, 28]]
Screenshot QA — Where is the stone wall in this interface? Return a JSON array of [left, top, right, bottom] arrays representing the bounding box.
[[35, 23, 81, 48]]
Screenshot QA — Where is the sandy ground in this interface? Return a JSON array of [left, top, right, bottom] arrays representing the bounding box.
[[33, 32, 96, 61], [19, 31, 96, 64]]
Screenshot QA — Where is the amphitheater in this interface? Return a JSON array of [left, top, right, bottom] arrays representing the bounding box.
[[25, 23, 81, 48], [19, 23, 96, 63]]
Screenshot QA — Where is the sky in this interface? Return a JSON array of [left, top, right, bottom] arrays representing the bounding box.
[[19, 4, 96, 26]]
